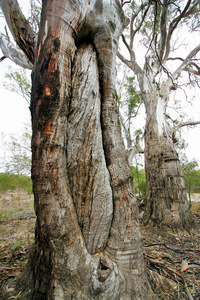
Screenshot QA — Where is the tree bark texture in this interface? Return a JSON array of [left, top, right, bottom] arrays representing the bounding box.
[[141, 77, 190, 227], [3, 1, 155, 299]]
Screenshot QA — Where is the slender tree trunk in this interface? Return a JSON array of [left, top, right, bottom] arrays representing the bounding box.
[[2, 1, 155, 299], [143, 91, 190, 228]]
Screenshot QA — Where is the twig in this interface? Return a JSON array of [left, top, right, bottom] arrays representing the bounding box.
[[144, 242, 200, 254]]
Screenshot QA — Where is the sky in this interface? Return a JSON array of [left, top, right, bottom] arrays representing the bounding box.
[[0, 1, 200, 169]]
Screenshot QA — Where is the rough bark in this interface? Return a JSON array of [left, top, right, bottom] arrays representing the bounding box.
[[2, 0, 155, 299], [141, 77, 190, 227]]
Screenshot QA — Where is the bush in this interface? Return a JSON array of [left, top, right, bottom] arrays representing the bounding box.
[[130, 166, 146, 199], [0, 173, 32, 194]]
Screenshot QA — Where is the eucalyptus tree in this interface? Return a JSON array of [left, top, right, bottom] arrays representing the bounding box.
[[118, 0, 200, 228], [0, 0, 155, 298], [117, 75, 144, 165]]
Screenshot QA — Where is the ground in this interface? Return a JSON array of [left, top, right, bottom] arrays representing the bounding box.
[[0, 190, 200, 299]]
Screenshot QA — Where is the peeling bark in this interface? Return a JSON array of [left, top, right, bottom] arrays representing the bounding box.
[[2, 0, 155, 299], [0, 0, 36, 64], [0, 32, 33, 69]]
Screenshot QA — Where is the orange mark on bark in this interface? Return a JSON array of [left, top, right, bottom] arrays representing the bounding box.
[[48, 59, 57, 72], [70, 242, 74, 249], [118, 179, 122, 186], [45, 86, 51, 96], [37, 44, 41, 61], [122, 187, 128, 203], [43, 122, 51, 134], [36, 99, 41, 115], [53, 168, 58, 183]]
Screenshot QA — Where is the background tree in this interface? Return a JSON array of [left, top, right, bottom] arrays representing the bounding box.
[[0, 125, 31, 176], [118, 0, 200, 227], [117, 74, 145, 166], [182, 158, 200, 203], [3, 67, 31, 104], [0, 0, 155, 298]]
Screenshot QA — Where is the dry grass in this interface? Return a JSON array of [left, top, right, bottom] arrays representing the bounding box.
[[191, 201, 200, 215], [0, 191, 35, 289]]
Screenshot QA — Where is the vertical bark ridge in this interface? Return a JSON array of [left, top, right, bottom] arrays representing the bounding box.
[[30, 1, 102, 297], [142, 90, 190, 228], [144, 130, 190, 227], [67, 43, 113, 254]]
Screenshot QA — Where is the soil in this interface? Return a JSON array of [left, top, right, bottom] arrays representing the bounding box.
[[0, 191, 200, 299]]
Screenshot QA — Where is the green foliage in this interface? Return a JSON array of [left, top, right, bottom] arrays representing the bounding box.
[[4, 67, 31, 103], [182, 159, 200, 193], [0, 173, 32, 194], [122, 76, 141, 118], [130, 166, 146, 199]]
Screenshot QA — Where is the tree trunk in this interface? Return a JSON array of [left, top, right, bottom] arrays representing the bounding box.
[[143, 91, 190, 228], [2, 1, 155, 299]]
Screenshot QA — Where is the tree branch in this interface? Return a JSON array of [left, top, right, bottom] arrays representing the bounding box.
[[173, 120, 200, 133], [159, 0, 168, 62], [127, 136, 144, 165], [163, 0, 198, 62], [172, 43, 200, 80], [0, 33, 33, 69], [0, 0, 36, 64], [130, 1, 149, 50]]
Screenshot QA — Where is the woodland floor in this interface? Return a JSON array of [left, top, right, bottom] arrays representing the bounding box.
[[0, 191, 200, 299]]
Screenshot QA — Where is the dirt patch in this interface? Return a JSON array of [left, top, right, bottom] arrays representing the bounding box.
[[0, 191, 200, 299]]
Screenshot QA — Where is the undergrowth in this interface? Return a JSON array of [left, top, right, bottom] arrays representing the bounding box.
[[0, 173, 32, 194]]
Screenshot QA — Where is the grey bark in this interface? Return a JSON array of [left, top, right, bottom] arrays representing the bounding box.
[[1, 0, 155, 299]]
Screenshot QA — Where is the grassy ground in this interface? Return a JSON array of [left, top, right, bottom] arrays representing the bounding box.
[[0, 190, 35, 296], [0, 190, 199, 299]]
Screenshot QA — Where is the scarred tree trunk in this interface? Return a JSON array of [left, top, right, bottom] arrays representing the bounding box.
[[142, 82, 190, 227], [2, 1, 155, 299]]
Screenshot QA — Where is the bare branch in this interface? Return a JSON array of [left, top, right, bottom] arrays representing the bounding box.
[[117, 50, 143, 76], [172, 43, 200, 80], [121, 0, 131, 7], [183, 62, 200, 75], [130, 1, 150, 50], [117, 51, 133, 69], [127, 136, 144, 165], [163, 0, 198, 62], [173, 120, 200, 133], [159, 0, 168, 61], [0, 0, 36, 63]]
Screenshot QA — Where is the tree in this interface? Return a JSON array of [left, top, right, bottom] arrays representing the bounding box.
[[182, 158, 199, 204], [118, 0, 200, 228], [0, 1, 155, 298], [3, 67, 31, 104], [0, 125, 31, 176], [117, 74, 144, 165]]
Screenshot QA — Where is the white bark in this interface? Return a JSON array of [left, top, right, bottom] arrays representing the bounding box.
[[0, 33, 33, 69]]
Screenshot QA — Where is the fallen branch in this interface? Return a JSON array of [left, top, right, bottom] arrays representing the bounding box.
[[144, 242, 200, 254]]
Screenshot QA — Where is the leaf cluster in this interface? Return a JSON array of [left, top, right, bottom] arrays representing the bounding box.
[[4, 68, 31, 104]]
